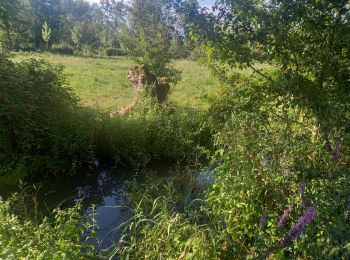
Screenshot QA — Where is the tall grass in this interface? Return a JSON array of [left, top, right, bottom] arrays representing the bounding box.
[[0, 183, 96, 259]]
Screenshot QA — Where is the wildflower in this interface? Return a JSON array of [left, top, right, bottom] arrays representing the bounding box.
[[299, 181, 308, 207], [323, 132, 332, 152], [323, 132, 341, 162], [299, 181, 305, 196], [331, 140, 341, 162], [261, 206, 317, 258], [287, 206, 316, 241], [259, 214, 267, 227], [277, 205, 292, 228]]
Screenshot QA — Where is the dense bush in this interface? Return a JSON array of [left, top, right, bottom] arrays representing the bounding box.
[[116, 75, 350, 258], [205, 76, 350, 257], [0, 53, 95, 183], [95, 99, 211, 166], [105, 48, 126, 57], [50, 43, 75, 55], [18, 46, 37, 52]]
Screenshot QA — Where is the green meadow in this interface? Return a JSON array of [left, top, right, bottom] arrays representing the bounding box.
[[13, 53, 221, 110]]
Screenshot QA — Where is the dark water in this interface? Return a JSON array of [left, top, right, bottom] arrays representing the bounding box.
[[0, 164, 140, 251], [0, 161, 213, 251]]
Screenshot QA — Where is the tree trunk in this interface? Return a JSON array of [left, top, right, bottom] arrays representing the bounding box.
[[4, 25, 12, 49]]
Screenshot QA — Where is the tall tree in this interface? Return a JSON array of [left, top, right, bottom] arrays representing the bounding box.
[[42, 21, 52, 49], [0, 0, 21, 48], [71, 25, 81, 51], [189, 0, 350, 130], [120, 0, 180, 85]]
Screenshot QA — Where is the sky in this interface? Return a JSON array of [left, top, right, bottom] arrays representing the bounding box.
[[86, 0, 214, 8]]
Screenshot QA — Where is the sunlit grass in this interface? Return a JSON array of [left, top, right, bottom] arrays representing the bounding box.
[[13, 52, 222, 111]]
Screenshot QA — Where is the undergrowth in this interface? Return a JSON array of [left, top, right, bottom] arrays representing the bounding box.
[[0, 52, 210, 184], [0, 183, 96, 259], [113, 73, 350, 258]]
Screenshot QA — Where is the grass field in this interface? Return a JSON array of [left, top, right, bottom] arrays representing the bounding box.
[[13, 52, 221, 110]]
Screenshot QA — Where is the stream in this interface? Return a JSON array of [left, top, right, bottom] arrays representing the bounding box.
[[0, 161, 214, 252], [0, 163, 143, 251]]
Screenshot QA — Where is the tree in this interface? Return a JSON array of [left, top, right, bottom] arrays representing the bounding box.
[[100, 0, 127, 30], [71, 25, 81, 51], [42, 21, 52, 49], [120, 0, 180, 89], [0, 0, 21, 48], [189, 0, 350, 130]]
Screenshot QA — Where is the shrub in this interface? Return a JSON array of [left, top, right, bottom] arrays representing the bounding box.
[[80, 44, 97, 57], [204, 75, 350, 257], [116, 74, 350, 258], [105, 48, 125, 56], [19, 46, 37, 52], [50, 43, 74, 55], [94, 99, 211, 166], [0, 53, 95, 183]]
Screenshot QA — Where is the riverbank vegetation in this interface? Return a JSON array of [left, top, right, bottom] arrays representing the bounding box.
[[1, 0, 350, 258], [0, 184, 95, 259], [0, 53, 210, 183]]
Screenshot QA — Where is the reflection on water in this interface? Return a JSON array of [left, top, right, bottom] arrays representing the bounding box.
[[70, 168, 133, 250], [0, 161, 212, 251], [0, 165, 136, 251]]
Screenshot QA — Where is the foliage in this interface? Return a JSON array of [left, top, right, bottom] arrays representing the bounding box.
[[205, 76, 350, 257], [0, 0, 193, 56], [0, 184, 95, 259], [189, 0, 350, 130], [95, 98, 211, 166], [50, 43, 75, 55], [71, 25, 81, 51], [110, 168, 218, 259], [0, 53, 95, 183], [105, 47, 125, 56], [187, 0, 350, 256], [0, 0, 22, 48], [119, 0, 181, 85], [41, 21, 52, 49]]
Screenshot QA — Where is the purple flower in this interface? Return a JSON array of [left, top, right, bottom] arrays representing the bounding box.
[[299, 181, 309, 207], [299, 181, 306, 196], [287, 206, 316, 241], [277, 205, 292, 228], [259, 214, 267, 227], [323, 132, 341, 162], [261, 206, 317, 258], [331, 140, 341, 162], [323, 132, 332, 152]]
